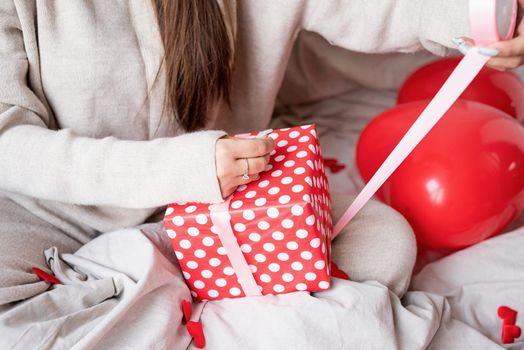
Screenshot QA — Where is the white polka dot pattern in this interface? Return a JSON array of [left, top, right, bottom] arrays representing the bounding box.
[[163, 125, 332, 301]]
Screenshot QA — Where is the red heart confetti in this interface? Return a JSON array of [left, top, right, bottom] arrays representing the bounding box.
[[324, 159, 337, 167], [324, 158, 347, 174], [330, 261, 350, 281], [32, 267, 61, 284], [181, 299, 192, 322], [187, 321, 206, 348], [498, 306, 521, 344], [498, 306, 518, 326], [502, 324, 522, 344]]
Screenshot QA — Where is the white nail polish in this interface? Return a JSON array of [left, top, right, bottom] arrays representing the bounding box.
[[478, 48, 499, 57], [452, 37, 472, 55], [257, 129, 273, 138], [452, 37, 465, 46]]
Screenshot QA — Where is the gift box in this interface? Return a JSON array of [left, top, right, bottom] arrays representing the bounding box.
[[163, 124, 332, 301]]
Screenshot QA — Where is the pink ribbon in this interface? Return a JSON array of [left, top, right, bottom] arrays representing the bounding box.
[[332, 0, 519, 238], [209, 197, 262, 297], [333, 49, 490, 238]]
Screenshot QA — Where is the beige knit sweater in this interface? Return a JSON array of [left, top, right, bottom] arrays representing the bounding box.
[[0, 0, 469, 239]]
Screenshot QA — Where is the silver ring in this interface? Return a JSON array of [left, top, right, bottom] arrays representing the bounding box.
[[242, 158, 250, 180]]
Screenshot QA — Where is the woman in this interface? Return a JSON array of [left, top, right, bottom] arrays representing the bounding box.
[[0, 0, 521, 316]]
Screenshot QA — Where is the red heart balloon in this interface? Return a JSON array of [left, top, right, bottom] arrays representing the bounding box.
[[356, 100, 524, 249], [398, 57, 524, 122]]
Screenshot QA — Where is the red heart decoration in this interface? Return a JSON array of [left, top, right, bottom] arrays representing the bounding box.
[[330, 164, 346, 174], [187, 321, 206, 348], [398, 57, 524, 122], [32, 267, 61, 284], [324, 158, 347, 174], [181, 299, 192, 322], [498, 306, 518, 326], [502, 324, 522, 344], [324, 159, 337, 167], [330, 261, 350, 280], [357, 100, 524, 249]]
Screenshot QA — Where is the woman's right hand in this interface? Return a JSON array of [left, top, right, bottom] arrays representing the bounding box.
[[215, 136, 274, 198]]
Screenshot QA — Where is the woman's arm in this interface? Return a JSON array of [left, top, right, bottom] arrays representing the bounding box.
[[302, 0, 470, 56], [0, 1, 239, 208]]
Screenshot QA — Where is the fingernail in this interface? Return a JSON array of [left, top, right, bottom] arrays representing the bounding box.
[[478, 47, 499, 57], [257, 129, 273, 138], [452, 37, 471, 55], [452, 37, 465, 46]]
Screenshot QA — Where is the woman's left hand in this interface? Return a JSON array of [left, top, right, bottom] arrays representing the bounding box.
[[485, 0, 524, 70]]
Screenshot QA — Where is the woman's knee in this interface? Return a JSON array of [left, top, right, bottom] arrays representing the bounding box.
[[331, 193, 417, 297]]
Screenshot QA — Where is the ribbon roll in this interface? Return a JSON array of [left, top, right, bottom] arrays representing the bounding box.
[[333, 0, 519, 238], [470, 0, 518, 46]]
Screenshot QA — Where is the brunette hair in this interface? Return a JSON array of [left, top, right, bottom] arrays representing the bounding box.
[[154, 0, 232, 131]]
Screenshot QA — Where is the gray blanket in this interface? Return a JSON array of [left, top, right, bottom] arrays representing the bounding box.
[[1, 223, 522, 349]]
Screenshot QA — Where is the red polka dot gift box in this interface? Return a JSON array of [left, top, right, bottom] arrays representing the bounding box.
[[163, 124, 332, 301]]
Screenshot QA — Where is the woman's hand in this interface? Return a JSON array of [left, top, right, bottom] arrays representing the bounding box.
[[215, 136, 274, 198], [458, 2, 524, 70], [485, 0, 524, 70]]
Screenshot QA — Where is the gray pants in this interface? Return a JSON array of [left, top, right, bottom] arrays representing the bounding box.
[[331, 194, 417, 296], [0, 194, 416, 306]]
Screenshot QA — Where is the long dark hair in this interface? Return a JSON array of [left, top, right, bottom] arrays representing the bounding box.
[[154, 0, 232, 131]]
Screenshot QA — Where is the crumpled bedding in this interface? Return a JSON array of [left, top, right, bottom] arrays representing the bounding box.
[[1, 222, 522, 349]]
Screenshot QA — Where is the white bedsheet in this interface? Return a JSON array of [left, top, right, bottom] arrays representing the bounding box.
[[1, 223, 522, 349]]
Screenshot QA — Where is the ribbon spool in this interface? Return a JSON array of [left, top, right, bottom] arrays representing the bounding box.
[[333, 0, 519, 238], [470, 0, 518, 46]]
